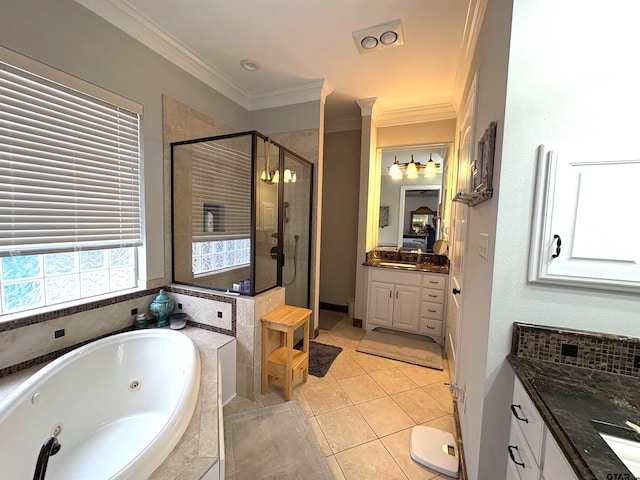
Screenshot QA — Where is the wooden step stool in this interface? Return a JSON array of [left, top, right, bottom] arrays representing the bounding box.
[[261, 305, 312, 400]]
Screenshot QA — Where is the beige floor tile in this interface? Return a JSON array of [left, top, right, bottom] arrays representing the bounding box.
[[356, 396, 415, 437], [325, 455, 346, 480], [370, 367, 419, 395], [328, 353, 367, 380], [335, 440, 408, 480], [321, 334, 361, 351], [338, 373, 387, 404], [392, 388, 447, 424], [422, 414, 456, 438], [395, 363, 450, 387], [352, 351, 403, 373], [422, 383, 454, 414], [380, 427, 441, 480], [304, 379, 353, 415], [292, 388, 314, 417], [307, 416, 333, 456], [316, 406, 377, 453]]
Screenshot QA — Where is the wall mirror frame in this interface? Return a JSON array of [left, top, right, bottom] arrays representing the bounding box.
[[377, 143, 451, 252]]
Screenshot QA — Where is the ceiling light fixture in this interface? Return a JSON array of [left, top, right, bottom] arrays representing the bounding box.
[[361, 36, 378, 49], [379, 31, 398, 45], [240, 59, 260, 72], [352, 19, 404, 54]]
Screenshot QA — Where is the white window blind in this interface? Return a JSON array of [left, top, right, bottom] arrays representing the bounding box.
[[0, 47, 143, 257], [191, 141, 251, 242]]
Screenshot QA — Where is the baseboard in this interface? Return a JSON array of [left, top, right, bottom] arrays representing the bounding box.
[[319, 301, 348, 313], [453, 400, 468, 480]]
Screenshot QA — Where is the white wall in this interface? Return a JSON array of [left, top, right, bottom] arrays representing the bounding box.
[[458, 0, 640, 478]]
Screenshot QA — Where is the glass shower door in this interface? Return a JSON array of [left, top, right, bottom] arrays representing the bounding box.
[[281, 151, 312, 308]]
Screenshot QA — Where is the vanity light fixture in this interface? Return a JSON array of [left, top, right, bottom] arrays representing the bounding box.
[[387, 153, 441, 180], [424, 154, 438, 178]]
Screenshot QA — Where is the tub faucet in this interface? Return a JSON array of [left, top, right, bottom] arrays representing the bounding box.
[[33, 436, 61, 480]]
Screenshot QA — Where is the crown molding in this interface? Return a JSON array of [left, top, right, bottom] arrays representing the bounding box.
[[76, 0, 329, 111], [250, 79, 333, 111], [356, 97, 381, 126], [377, 103, 456, 127], [452, 0, 488, 110]]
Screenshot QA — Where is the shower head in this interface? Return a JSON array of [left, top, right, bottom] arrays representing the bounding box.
[[284, 202, 289, 208]]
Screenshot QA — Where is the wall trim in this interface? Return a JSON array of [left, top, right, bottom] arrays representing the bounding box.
[[76, 0, 329, 110]]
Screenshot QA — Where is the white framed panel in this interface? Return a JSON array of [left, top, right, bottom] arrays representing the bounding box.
[[529, 145, 640, 292]]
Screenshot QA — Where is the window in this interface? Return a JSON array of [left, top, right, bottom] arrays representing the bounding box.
[[192, 239, 250, 275], [0, 46, 143, 316]]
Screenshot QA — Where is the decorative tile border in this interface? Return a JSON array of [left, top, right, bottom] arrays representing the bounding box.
[[0, 326, 131, 379], [0, 288, 162, 334], [512, 322, 640, 378], [165, 285, 236, 337]]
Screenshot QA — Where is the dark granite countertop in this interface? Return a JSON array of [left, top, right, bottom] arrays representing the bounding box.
[[363, 260, 449, 274], [509, 355, 640, 480]]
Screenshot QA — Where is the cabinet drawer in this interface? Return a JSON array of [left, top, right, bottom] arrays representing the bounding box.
[[370, 268, 422, 286], [419, 319, 442, 336], [512, 378, 544, 465], [420, 301, 443, 320], [422, 288, 444, 304], [508, 420, 540, 480], [422, 274, 446, 290]]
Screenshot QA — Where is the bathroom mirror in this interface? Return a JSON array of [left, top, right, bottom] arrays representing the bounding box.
[[377, 143, 451, 252]]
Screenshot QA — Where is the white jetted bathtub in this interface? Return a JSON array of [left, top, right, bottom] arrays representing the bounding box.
[[0, 329, 201, 480]]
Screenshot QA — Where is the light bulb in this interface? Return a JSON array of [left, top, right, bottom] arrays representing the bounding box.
[[283, 168, 292, 183], [406, 155, 418, 179], [272, 169, 280, 183]]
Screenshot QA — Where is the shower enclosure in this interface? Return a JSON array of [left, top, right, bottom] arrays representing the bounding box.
[[171, 131, 313, 308]]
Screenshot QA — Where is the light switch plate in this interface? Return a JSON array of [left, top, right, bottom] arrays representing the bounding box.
[[479, 233, 489, 259]]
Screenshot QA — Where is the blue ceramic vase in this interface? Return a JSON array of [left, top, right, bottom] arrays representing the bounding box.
[[149, 289, 174, 328]]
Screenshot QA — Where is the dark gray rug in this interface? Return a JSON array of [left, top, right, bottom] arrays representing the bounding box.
[[309, 341, 342, 377], [224, 401, 332, 480], [318, 309, 344, 330]]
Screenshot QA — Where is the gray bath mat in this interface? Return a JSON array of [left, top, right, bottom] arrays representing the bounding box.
[[308, 341, 343, 377], [356, 329, 444, 370], [224, 401, 332, 480]]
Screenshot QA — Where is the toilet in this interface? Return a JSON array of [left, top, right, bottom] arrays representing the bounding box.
[[410, 426, 459, 478]]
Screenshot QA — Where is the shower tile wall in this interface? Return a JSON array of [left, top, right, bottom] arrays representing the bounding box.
[[235, 286, 285, 400]]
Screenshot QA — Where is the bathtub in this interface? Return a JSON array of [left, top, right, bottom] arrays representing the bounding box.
[[0, 329, 201, 480]]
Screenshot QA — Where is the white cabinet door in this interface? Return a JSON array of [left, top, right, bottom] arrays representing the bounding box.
[[392, 284, 421, 332], [368, 281, 394, 327], [541, 430, 578, 480], [529, 145, 640, 292]]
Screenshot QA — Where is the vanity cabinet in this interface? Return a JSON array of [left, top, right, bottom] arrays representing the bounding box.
[[508, 376, 578, 480], [366, 268, 447, 341]]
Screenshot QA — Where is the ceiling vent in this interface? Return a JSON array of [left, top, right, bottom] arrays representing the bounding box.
[[352, 19, 404, 54]]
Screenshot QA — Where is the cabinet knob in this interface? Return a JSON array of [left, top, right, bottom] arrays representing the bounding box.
[[452, 288, 461, 295]]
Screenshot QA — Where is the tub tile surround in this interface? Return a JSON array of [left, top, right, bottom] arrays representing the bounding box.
[[0, 326, 233, 480], [0, 289, 163, 377], [149, 327, 233, 480]]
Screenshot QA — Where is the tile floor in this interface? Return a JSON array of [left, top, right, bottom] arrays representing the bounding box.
[[224, 311, 456, 479]]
